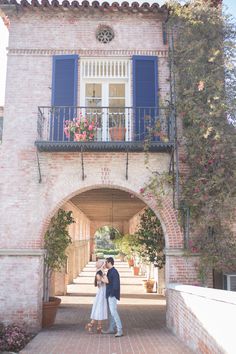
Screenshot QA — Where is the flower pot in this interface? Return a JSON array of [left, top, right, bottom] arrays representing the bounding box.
[[133, 266, 140, 276], [96, 127, 102, 141], [109, 127, 126, 141], [144, 280, 155, 293], [42, 297, 61, 328], [154, 131, 169, 142], [91, 253, 97, 262], [119, 253, 125, 261], [128, 258, 134, 267]]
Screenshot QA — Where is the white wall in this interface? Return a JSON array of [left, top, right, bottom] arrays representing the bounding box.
[[167, 284, 236, 354]]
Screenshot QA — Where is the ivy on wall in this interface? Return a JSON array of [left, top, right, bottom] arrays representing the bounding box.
[[167, 0, 236, 278]]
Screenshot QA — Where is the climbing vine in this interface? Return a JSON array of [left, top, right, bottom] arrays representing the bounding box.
[[167, 0, 236, 277]]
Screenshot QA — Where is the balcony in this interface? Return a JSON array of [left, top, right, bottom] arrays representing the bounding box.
[[36, 106, 174, 152]]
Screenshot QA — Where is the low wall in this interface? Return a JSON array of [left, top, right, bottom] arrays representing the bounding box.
[[167, 284, 236, 354]]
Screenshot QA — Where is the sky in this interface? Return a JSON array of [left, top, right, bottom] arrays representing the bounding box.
[[0, 0, 235, 106]]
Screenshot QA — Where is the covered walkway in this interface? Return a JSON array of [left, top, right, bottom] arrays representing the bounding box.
[[21, 261, 193, 354]]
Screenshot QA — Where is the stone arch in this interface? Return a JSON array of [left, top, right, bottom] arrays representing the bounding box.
[[38, 183, 184, 250]]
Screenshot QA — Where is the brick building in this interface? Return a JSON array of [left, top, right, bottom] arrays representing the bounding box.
[[0, 0, 226, 336]]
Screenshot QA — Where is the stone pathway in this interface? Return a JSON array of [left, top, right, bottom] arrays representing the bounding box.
[[21, 261, 194, 354]]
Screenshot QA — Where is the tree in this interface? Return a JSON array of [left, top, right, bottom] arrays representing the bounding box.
[[135, 208, 165, 269], [113, 233, 139, 259], [44, 209, 74, 302]]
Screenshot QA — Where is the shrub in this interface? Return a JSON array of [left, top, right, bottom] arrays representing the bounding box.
[[103, 249, 119, 255], [0, 323, 32, 352], [95, 249, 119, 255]]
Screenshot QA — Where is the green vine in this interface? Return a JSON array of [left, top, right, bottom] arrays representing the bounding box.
[[168, 0, 236, 276], [140, 169, 173, 206]]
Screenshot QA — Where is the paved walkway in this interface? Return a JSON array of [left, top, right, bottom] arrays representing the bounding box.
[[21, 261, 193, 354]]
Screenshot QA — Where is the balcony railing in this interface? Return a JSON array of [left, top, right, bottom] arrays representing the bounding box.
[[37, 106, 174, 143], [36, 106, 175, 152]]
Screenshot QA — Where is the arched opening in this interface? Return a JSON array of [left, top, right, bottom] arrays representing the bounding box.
[[42, 186, 168, 330], [40, 184, 187, 304]]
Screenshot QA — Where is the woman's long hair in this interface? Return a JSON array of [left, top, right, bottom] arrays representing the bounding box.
[[94, 270, 103, 287]]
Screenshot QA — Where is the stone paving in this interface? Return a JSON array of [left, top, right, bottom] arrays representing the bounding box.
[[21, 261, 194, 354]]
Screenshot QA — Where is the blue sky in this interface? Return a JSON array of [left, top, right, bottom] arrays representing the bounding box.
[[0, 0, 235, 105]]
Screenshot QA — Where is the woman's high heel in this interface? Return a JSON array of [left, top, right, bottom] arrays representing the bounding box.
[[97, 325, 102, 334], [85, 322, 95, 333]]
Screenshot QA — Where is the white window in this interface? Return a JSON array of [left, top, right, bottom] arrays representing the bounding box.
[[80, 58, 131, 141], [223, 274, 236, 291]]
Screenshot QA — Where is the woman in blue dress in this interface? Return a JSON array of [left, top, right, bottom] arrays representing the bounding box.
[[85, 260, 109, 333]]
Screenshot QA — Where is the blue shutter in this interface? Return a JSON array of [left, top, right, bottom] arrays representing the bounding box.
[[132, 56, 158, 140], [51, 55, 78, 141]]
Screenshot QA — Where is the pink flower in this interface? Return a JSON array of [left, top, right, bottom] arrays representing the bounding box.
[[74, 133, 84, 141], [198, 81, 205, 91], [140, 188, 145, 194], [64, 127, 70, 138], [64, 116, 96, 141]]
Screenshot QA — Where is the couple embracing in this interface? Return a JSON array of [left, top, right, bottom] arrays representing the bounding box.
[[85, 257, 123, 337]]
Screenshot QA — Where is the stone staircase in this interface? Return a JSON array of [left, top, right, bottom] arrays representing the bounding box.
[[67, 260, 148, 297]]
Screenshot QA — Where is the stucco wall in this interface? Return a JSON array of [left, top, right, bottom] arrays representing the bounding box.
[[167, 284, 236, 354]]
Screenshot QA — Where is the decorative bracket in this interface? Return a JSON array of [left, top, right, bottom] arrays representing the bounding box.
[[126, 148, 129, 180], [81, 146, 85, 180], [36, 150, 42, 183], [169, 148, 174, 174]]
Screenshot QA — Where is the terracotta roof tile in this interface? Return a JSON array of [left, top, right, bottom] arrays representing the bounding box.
[[0, 0, 168, 13]]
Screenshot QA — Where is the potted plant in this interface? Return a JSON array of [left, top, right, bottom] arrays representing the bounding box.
[[142, 278, 155, 293], [135, 208, 165, 293], [132, 262, 140, 275], [132, 254, 141, 276], [42, 209, 75, 327], [153, 120, 169, 142], [64, 115, 97, 141], [109, 114, 126, 141], [113, 233, 135, 266], [127, 256, 134, 267]]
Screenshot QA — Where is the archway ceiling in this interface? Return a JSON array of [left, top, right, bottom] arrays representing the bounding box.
[[71, 188, 146, 222]]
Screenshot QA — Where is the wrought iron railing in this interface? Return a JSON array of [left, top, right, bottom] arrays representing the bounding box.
[[37, 106, 174, 143]]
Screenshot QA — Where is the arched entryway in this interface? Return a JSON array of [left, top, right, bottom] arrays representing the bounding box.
[[40, 184, 200, 303], [25, 184, 196, 352], [40, 183, 200, 320]]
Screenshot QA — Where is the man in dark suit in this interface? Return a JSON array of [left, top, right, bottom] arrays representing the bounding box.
[[102, 257, 123, 337]]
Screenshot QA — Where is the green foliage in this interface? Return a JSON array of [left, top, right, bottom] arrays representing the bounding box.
[[168, 0, 236, 275], [95, 248, 120, 255], [191, 230, 236, 279], [44, 209, 74, 271], [140, 171, 173, 206], [113, 233, 139, 258], [95, 226, 119, 249], [135, 208, 165, 268]]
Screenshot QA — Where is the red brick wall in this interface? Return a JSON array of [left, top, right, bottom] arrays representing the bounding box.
[[0, 255, 43, 332], [0, 7, 201, 330]]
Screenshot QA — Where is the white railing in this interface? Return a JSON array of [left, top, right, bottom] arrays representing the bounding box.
[[81, 59, 130, 79]]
